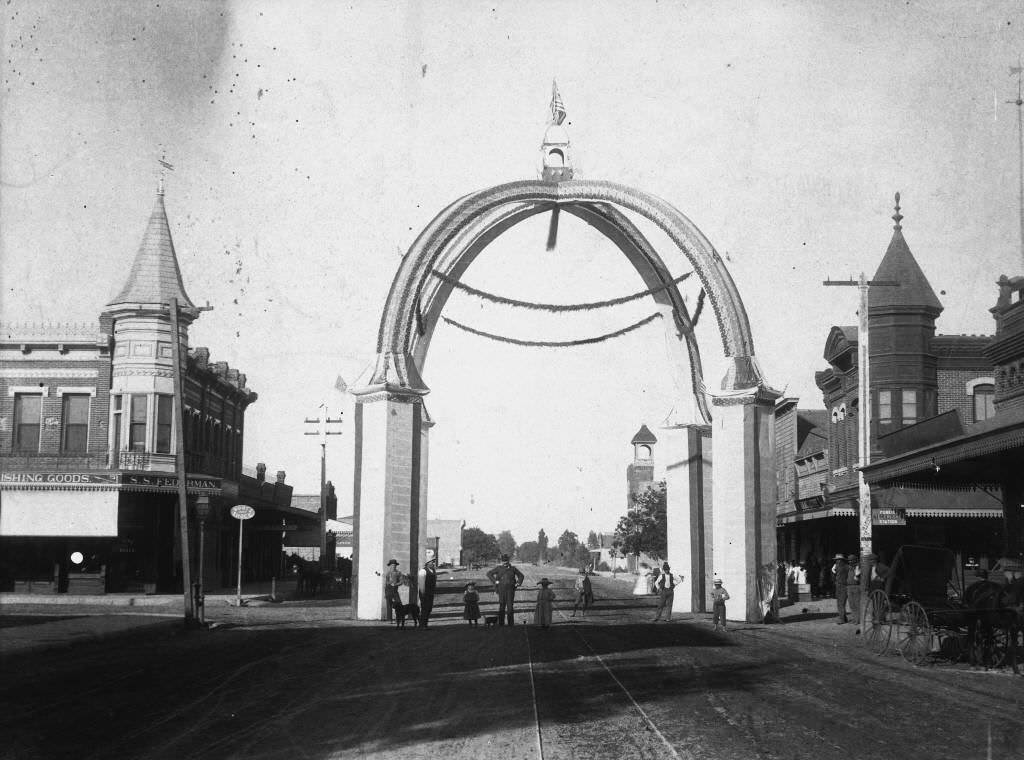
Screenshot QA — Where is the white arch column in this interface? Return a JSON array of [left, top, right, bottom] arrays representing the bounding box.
[[709, 383, 780, 623], [351, 380, 427, 620]]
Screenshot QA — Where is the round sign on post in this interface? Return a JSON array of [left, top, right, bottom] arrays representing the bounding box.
[[230, 504, 255, 520], [230, 505, 255, 606]]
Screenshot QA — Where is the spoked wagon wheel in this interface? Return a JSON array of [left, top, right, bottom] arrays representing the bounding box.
[[895, 601, 932, 665], [864, 590, 892, 655]]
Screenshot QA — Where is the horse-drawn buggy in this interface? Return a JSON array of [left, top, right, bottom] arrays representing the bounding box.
[[863, 545, 1024, 672]]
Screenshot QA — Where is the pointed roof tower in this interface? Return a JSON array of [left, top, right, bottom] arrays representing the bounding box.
[[869, 192, 943, 315], [106, 188, 196, 312], [630, 424, 658, 445]]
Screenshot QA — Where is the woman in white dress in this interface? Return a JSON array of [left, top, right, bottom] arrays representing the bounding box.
[[633, 563, 652, 595]]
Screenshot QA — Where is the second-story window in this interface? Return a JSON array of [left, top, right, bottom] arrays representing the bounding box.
[[974, 384, 995, 422], [111, 395, 122, 454], [156, 395, 173, 454], [13, 393, 42, 451], [61, 394, 90, 452], [877, 390, 892, 427], [129, 394, 148, 451], [901, 389, 917, 425]]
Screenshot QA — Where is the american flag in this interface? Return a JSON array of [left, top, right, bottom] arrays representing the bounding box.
[[550, 80, 566, 125]]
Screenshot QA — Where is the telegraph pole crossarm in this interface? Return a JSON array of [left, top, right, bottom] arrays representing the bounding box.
[[304, 404, 344, 570]]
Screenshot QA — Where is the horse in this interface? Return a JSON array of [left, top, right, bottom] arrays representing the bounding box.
[[287, 553, 322, 596], [964, 577, 1024, 671]]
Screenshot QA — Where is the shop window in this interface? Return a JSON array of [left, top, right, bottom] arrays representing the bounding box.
[[13, 393, 42, 451], [155, 395, 173, 454], [902, 389, 917, 425], [973, 384, 995, 422], [129, 394, 148, 451], [61, 394, 90, 452]]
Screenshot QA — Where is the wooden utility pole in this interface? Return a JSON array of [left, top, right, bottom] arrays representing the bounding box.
[[168, 296, 195, 625], [304, 403, 343, 570], [824, 269, 899, 560], [1010, 61, 1024, 267]]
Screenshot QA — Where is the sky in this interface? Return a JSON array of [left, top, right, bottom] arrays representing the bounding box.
[[3, 1, 1024, 545]]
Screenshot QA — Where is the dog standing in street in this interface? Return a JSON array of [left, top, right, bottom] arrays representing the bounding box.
[[391, 598, 420, 628]]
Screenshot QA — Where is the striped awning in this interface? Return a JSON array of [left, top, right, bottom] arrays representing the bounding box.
[[904, 508, 1002, 518]]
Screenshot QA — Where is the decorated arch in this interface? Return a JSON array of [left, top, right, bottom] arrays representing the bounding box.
[[352, 104, 778, 623]]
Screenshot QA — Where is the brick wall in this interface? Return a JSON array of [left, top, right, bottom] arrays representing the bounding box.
[[0, 355, 111, 462], [937, 369, 993, 422]]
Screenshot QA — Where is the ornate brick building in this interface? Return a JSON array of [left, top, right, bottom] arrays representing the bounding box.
[[779, 199, 1000, 567], [0, 187, 309, 594]]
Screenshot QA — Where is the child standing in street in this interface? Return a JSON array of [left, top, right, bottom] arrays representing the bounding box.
[[463, 582, 481, 626], [711, 578, 730, 631]]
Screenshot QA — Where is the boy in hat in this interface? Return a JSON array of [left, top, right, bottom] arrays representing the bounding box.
[[384, 559, 402, 622], [533, 578, 556, 628], [487, 554, 524, 626], [711, 578, 730, 631]]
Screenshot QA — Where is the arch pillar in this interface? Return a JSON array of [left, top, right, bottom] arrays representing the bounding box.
[[351, 382, 428, 620], [709, 384, 780, 622]]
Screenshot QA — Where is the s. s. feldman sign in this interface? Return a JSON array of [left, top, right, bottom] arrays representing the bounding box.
[[0, 471, 221, 494]]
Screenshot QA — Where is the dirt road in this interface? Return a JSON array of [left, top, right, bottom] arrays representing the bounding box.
[[2, 566, 1022, 759]]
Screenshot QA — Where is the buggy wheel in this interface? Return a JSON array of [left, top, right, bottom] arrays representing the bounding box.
[[895, 601, 932, 666], [864, 590, 892, 655], [988, 625, 1011, 670]]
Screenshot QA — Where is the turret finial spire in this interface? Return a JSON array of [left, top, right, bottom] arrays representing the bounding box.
[[157, 153, 174, 196], [892, 191, 903, 231]]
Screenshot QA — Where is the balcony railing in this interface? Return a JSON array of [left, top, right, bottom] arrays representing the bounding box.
[[118, 451, 176, 472]]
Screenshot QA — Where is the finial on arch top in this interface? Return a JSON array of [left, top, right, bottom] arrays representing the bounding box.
[[540, 80, 573, 182], [892, 191, 903, 230]]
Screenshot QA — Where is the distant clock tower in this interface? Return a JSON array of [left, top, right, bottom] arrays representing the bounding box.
[[626, 424, 657, 507]]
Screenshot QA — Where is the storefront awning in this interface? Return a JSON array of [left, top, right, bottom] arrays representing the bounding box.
[[0, 490, 119, 536], [777, 506, 855, 525]]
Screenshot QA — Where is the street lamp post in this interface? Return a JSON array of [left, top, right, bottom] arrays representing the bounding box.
[[194, 496, 211, 625]]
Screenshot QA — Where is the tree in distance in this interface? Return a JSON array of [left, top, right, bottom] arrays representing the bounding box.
[[615, 481, 668, 564], [518, 540, 541, 564], [587, 530, 600, 549], [537, 528, 549, 564], [496, 530, 517, 560], [462, 527, 499, 568]]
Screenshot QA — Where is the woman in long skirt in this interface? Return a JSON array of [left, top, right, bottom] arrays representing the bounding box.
[[534, 578, 555, 628]]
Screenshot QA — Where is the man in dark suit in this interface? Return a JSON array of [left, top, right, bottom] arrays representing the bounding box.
[[486, 554, 524, 626]]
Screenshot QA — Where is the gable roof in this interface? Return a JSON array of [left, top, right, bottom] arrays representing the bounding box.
[[107, 192, 196, 310]]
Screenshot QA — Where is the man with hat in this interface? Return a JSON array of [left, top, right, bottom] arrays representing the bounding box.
[[417, 556, 444, 628], [652, 562, 680, 622], [487, 554, 524, 626], [846, 554, 862, 627], [832, 553, 849, 624], [384, 558, 402, 622]]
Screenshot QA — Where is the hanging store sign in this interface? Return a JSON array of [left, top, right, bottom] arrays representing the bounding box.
[[873, 508, 906, 526]]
